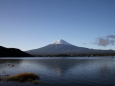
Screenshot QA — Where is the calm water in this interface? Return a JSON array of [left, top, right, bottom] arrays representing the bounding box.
[[0, 57, 115, 86]]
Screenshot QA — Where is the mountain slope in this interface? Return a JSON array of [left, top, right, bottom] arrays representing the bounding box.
[[0, 46, 33, 57], [52, 39, 71, 45], [26, 39, 115, 56]]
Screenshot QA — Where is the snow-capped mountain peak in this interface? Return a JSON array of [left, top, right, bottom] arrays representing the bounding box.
[[52, 39, 71, 45], [26, 39, 115, 56]]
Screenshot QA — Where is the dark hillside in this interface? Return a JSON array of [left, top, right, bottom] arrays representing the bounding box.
[[0, 46, 33, 57]]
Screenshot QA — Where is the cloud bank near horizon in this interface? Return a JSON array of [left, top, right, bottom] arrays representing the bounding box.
[[95, 35, 115, 47]]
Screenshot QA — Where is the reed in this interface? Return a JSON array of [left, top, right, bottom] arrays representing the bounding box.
[[32, 80, 39, 84], [7, 73, 39, 82], [0, 77, 2, 81]]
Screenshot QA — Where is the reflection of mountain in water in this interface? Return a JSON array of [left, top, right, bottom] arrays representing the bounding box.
[[1, 58, 115, 77], [1, 58, 115, 86], [22, 59, 95, 76]]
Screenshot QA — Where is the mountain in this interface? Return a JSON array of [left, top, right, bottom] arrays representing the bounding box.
[[0, 46, 33, 57], [52, 39, 71, 45], [26, 39, 115, 56]]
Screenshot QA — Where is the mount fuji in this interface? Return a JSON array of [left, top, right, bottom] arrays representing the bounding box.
[[52, 39, 71, 45], [26, 39, 115, 56]]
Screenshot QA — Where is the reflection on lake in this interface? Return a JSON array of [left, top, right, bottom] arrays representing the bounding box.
[[0, 57, 115, 86]]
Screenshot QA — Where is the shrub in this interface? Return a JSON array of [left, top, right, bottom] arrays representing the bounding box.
[[7, 73, 39, 82], [0, 77, 2, 81], [5, 74, 10, 76], [32, 80, 39, 84]]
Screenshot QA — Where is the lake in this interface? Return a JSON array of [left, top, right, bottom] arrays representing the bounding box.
[[0, 57, 115, 86]]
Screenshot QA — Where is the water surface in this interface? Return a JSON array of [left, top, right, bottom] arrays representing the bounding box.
[[0, 57, 115, 86]]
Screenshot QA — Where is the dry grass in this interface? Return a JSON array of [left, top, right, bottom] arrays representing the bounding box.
[[0, 77, 2, 81], [7, 73, 39, 82], [32, 80, 39, 84]]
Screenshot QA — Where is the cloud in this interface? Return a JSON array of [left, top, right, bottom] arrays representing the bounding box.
[[107, 35, 115, 39], [97, 38, 109, 47], [96, 35, 115, 47], [110, 40, 115, 45]]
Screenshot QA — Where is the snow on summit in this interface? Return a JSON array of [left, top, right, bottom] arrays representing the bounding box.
[[52, 39, 71, 45]]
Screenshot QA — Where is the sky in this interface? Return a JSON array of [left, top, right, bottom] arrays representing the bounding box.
[[0, 0, 115, 51]]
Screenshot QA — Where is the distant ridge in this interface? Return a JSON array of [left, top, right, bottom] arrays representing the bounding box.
[[26, 39, 115, 56], [0, 46, 33, 57]]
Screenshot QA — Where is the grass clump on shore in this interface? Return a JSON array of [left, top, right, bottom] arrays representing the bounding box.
[[7, 73, 39, 83], [32, 80, 39, 84], [0, 77, 2, 81]]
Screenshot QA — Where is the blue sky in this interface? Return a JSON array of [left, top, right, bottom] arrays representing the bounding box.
[[0, 0, 115, 51]]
